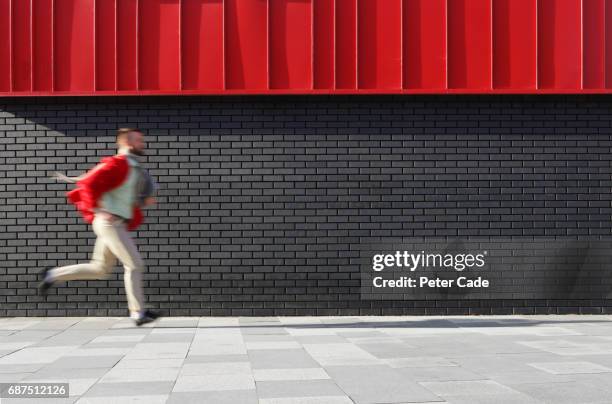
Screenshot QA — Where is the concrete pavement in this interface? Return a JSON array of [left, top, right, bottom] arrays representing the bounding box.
[[1, 315, 612, 403]]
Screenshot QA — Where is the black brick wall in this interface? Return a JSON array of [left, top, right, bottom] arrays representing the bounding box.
[[1, 94, 612, 317]]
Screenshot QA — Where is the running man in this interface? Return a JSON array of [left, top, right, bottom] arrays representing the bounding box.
[[39, 128, 161, 326]]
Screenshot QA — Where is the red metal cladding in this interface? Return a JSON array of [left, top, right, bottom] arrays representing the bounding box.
[[1, 0, 611, 96], [32, 0, 53, 92], [182, 0, 224, 90], [493, 0, 537, 89], [538, 0, 583, 88], [403, 0, 447, 90], [54, 0, 95, 92]]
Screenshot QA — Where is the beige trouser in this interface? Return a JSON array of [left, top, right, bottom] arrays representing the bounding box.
[[49, 212, 145, 314]]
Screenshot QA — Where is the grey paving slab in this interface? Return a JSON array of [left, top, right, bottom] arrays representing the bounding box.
[[26, 366, 110, 380], [258, 397, 355, 404], [507, 380, 612, 404], [285, 328, 339, 336], [570, 353, 612, 369], [301, 343, 382, 366], [113, 358, 184, 369], [0, 350, 17, 358], [319, 317, 363, 325], [88, 335, 145, 343], [0, 341, 38, 351], [0, 372, 33, 382], [31, 330, 103, 347], [0, 346, 79, 364], [153, 317, 200, 328], [384, 356, 458, 368], [82, 381, 175, 397], [324, 365, 444, 404], [69, 317, 123, 330], [46, 355, 124, 369], [449, 355, 544, 375], [167, 390, 258, 404], [122, 342, 190, 360], [76, 395, 168, 404], [98, 366, 181, 383], [79, 341, 139, 349], [99, 329, 151, 337], [248, 349, 321, 369], [419, 380, 542, 404], [395, 365, 486, 382], [335, 330, 387, 338], [255, 379, 347, 399], [22, 318, 82, 330], [516, 339, 612, 356], [353, 342, 419, 359], [527, 361, 612, 375], [183, 354, 249, 363], [486, 369, 583, 385], [241, 326, 290, 335], [253, 368, 331, 381], [0, 364, 46, 373], [294, 335, 349, 344], [246, 341, 302, 350], [569, 372, 612, 392], [179, 361, 252, 376], [64, 347, 132, 357], [139, 332, 194, 343], [242, 334, 295, 342], [0, 330, 63, 344], [0, 319, 42, 330], [172, 374, 255, 392]]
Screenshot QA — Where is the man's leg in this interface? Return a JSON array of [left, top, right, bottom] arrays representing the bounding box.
[[47, 234, 117, 282], [92, 217, 146, 318]]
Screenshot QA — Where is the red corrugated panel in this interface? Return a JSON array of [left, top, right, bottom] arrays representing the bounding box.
[[358, 0, 402, 89], [313, 0, 334, 89], [33, 0, 53, 92], [402, 0, 447, 89], [583, 0, 604, 88], [605, 0, 612, 88], [270, 0, 312, 89], [12, 0, 31, 92], [0, 0, 10, 92], [95, 0, 116, 91], [117, 0, 138, 90], [54, 0, 94, 92], [181, 0, 224, 90], [1, 0, 611, 95], [493, 0, 537, 89], [538, 0, 582, 89], [335, 0, 357, 89], [225, 0, 268, 89], [139, 0, 181, 91], [447, 0, 492, 89]]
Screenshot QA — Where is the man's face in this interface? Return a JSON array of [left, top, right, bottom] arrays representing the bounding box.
[[127, 131, 146, 156]]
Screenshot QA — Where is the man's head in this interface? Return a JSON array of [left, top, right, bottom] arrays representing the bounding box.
[[116, 128, 146, 156]]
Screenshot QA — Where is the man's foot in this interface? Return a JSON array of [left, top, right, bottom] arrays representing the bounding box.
[[37, 266, 55, 296], [143, 309, 161, 320], [133, 309, 162, 326]]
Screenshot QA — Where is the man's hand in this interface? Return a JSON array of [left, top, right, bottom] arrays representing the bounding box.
[[143, 196, 156, 207], [51, 171, 84, 183]]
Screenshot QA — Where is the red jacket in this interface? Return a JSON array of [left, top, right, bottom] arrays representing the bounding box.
[[66, 154, 144, 231]]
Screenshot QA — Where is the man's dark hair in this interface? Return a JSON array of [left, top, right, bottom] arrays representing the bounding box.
[[116, 127, 142, 143]]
